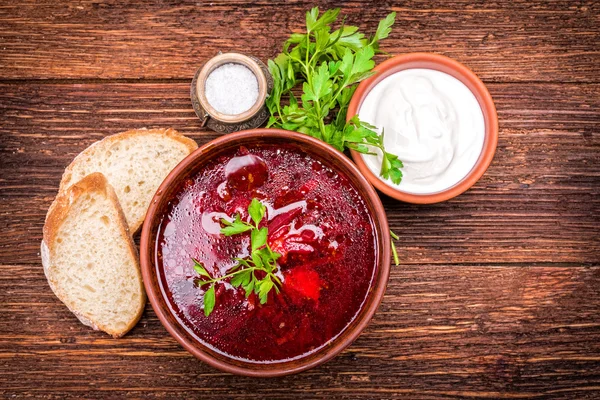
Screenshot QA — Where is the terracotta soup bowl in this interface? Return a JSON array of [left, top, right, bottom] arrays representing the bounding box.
[[140, 129, 390, 377]]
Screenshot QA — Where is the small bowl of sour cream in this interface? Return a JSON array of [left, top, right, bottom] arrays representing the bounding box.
[[347, 53, 498, 203]]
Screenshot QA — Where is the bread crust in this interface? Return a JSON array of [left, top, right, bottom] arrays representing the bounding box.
[[42, 172, 146, 338], [57, 128, 198, 233]]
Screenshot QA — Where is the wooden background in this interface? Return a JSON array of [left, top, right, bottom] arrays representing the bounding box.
[[1, 1, 599, 398]]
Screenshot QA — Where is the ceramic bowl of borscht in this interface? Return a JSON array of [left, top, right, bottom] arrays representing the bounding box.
[[140, 129, 391, 377]]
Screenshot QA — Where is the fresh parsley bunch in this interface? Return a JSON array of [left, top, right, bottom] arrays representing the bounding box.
[[193, 199, 282, 316], [194, 197, 399, 316], [266, 7, 403, 184]]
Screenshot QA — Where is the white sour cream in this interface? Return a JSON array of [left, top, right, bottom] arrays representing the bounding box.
[[358, 68, 485, 194]]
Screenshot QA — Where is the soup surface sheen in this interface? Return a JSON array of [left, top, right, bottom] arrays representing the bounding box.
[[157, 144, 377, 362]]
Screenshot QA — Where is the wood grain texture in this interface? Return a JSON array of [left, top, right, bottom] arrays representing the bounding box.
[[1, 82, 598, 265], [1, 264, 600, 399], [0, 1, 598, 82], [0, 0, 599, 398]]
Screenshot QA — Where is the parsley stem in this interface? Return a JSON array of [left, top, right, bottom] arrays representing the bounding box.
[[201, 267, 259, 285], [308, 49, 321, 69], [390, 230, 400, 266], [315, 103, 327, 139], [391, 243, 399, 266], [327, 78, 349, 110], [305, 32, 310, 73], [275, 100, 283, 121], [270, 272, 283, 287]]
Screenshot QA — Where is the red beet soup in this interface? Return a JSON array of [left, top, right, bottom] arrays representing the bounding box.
[[156, 144, 377, 362]]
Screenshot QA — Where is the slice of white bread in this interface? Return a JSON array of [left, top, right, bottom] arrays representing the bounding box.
[[59, 128, 197, 233], [41, 173, 145, 338]]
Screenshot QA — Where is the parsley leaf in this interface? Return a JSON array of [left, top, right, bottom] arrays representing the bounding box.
[[248, 198, 266, 227], [306, 7, 339, 33], [257, 279, 274, 304], [203, 284, 215, 317], [251, 227, 268, 252], [220, 214, 253, 236], [371, 12, 396, 47], [230, 269, 252, 288], [192, 258, 211, 279]]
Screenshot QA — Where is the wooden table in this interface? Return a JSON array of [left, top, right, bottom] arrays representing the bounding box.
[[1, 1, 598, 398]]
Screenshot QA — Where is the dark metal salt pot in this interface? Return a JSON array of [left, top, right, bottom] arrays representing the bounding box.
[[191, 52, 273, 133]]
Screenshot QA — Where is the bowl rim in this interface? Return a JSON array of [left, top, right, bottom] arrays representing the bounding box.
[[347, 52, 499, 204], [140, 128, 391, 377]]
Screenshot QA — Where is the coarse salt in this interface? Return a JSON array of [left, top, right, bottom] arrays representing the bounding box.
[[205, 63, 259, 115]]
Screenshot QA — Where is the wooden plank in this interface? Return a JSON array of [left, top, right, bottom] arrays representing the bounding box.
[[0, 1, 598, 82], [1, 0, 599, 398], [0, 82, 598, 137], [0, 82, 598, 265], [2, 164, 599, 265], [1, 264, 599, 398]]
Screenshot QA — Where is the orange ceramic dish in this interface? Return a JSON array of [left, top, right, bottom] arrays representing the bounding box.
[[347, 53, 499, 204], [140, 129, 391, 377]]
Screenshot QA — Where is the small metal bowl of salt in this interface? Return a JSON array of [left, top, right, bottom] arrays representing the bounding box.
[[191, 52, 273, 133]]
